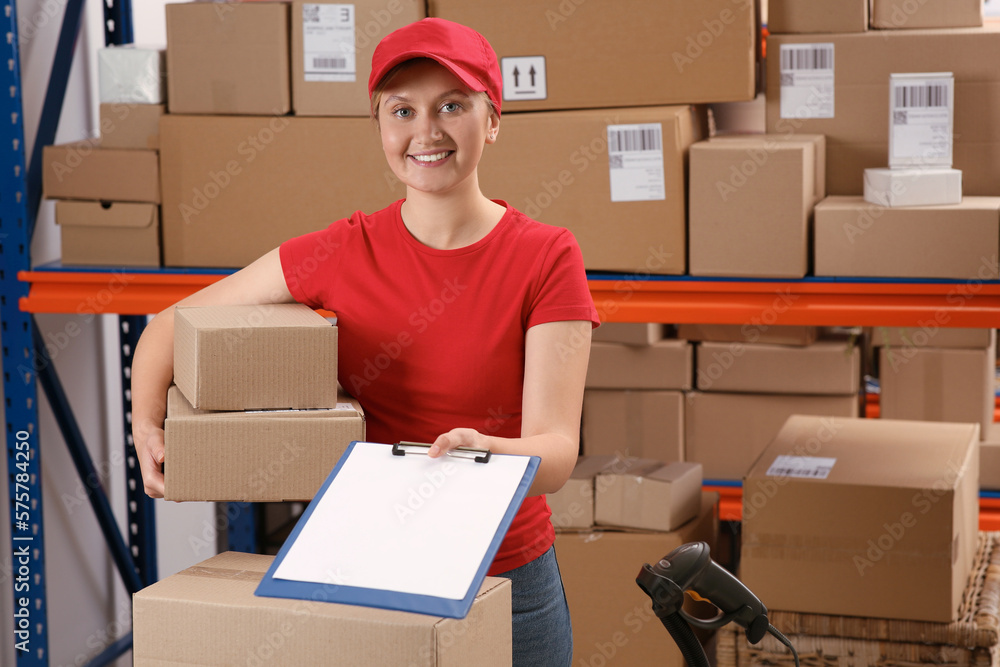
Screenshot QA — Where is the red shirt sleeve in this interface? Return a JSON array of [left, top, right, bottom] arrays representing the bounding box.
[[526, 227, 600, 330]]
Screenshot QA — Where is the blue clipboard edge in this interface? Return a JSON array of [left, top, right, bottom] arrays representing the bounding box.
[[254, 441, 541, 619]]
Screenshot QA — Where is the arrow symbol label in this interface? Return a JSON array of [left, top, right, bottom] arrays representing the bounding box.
[[500, 56, 548, 102]]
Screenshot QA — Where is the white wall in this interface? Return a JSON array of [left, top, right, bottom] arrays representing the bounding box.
[[1, 1, 216, 666]]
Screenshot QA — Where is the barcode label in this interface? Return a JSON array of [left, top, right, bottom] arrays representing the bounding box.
[[312, 56, 347, 71], [894, 84, 948, 108], [766, 455, 836, 480], [303, 4, 356, 82], [780, 44, 834, 71], [608, 127, 662, 153], [779, 43, 835, 119]]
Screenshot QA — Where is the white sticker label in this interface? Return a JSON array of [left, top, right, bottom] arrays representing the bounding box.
[[889, 74, 953, 167], [607, 123, 666, 203], [779, 43, 835, 119], [501, 56, 547, 101], [334, 402, 355, 411], [302, 4, 356, 83], [766, 455, 837, 480]]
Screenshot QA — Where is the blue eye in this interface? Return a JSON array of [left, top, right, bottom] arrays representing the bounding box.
[[393, 108, 412, 119], [441, 102, 460, 113]]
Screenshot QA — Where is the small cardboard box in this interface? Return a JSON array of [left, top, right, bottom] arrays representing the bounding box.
[[291, 0, 425, 116], [871, 0, 983, 29], [814, 196, 1000, 280], [582, 390, 684, 462], [741, 415, 980, 622], [695, 340, 861, 395], [684, 391, 859, 481], [99, 103, 164, 150], [548, 455, 619, 530], [55, 201, 160, 267], [97, 45, 166, 104], [591, 322, 667, 347], [982, 423, 1000, 490], [478, 105, 702, 275], [429, 0, 757, 111], [871, 326, 996, 349], [767, 0, 869, 33], [879, 344, 996, 437], [677, 323, 818, 347], [132, 551, 512, 666], [163, 386, 364, 502], [594, 461, 703, 532], [586, 340, 692, 390], [555, 492, 719, 667], [863, 168, 963, 208], [166, 2, 291, 115], [42, 142, 160, 203], [689, 135, 824, 278], [173, 303, 339, 411]]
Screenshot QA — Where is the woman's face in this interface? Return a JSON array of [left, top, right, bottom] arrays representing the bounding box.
[[376, 59, 499, 197]]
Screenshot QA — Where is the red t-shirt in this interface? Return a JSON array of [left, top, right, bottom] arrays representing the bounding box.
[[280, 199, 599, 574]]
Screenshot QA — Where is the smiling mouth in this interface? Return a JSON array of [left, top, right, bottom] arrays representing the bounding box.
[[409, 150, 453, 164]]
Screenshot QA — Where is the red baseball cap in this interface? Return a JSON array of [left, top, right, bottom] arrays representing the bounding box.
[[369, 18, 502, 114]]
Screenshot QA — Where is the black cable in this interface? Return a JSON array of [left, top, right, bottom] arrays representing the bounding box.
[[659, 611, 712, 667], [767, 623, 800, 667]]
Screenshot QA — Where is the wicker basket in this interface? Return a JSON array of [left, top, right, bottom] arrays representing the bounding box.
[[717, 531, 1000, 667]]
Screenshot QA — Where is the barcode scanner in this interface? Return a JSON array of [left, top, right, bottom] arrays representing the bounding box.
[[636, 541, 799, 667]]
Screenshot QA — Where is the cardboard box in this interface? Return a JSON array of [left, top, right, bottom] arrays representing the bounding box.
[[871, 0, 983, 29], [684, 391, 860, 480], [767, 0, 869, 33], [695, 340, 861, 395], [982, 423, 1000, 490], [591, 322, 667, 346], [594, 461, 703, 532], [688, 135, 824, 278], [291, 0, 425, 116], [863, 167, 962, 207], [741, 415, 980, 622], [586, 340, 692, 390], [871, 326, 996, 350], [42, 142, 160, 203], [163, 386, 364, 502], [879, 344, 996, 437], [133, 551, 511, 665], [166, 2, 291, 115], [554, 492, 718, 667], [173, 303, 339, 411], [548, 455, 620, 530], [583, 390, 684, 462], [677, 323, 819, 347], [159, 114, 400, 268], [97, 45, 165, 104], [429, 0, 757, 111], [814, 196, 1000, 280], [98, 103, 164, 150], [55, 201, 160, 267], [766, 26, 1000, 196], [478, 106, 701, 274]]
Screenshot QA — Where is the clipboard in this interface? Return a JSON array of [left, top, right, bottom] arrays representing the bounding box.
[[255, 441, 540, 619]]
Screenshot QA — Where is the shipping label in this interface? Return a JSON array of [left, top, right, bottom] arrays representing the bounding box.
[[766, 455, 836, 480], [889, 73, 953, 168], [501, 56, 547, 101], [607, 123, 666, 202], [779, 43, 835, 119], [303, 3, 357, 82]]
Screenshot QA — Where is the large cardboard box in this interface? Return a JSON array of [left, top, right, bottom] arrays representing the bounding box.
[[684, 391, 860, 480], [163, 386, 364, 502], [592, 322, 667, 346], [768, 0, 869, 33], [166, 2, 291, 115], [695, 340, 861, 395], [594, 461, 703, 532], [814, 196, 1000, 280], [677, 323, 818, 347], [429, 0, 757, 111], [159, 115, 400, 268], [871, 0, 983, 29], [173, 303, 339, 411], [133, 551, 512, 665], [689, 135, 824, 278], [98, 103, 164, 150], [583, 390, 684, 462], [982, 423, 1000, 490], [42, 143, 160, 203], [479, 106, 701, 274], [879, 345, 996, 437], [587, 340, 692, 390], [871, 326, 996, 349], [55, 201, 160, 267], [548, 455, 620, 530], [554, 492, 719, 667], [741, 415, 980, 622], [766, 26, 1000, 196], [291, 0, 425, 116]]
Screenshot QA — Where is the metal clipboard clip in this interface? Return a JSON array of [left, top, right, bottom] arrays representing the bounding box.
[[391, 441, 492, 464]]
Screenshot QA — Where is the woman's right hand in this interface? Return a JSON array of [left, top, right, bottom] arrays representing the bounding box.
[[135, 419, 166, 498]]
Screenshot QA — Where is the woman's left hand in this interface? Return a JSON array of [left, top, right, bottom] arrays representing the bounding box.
[[429, 427, 488, 457]]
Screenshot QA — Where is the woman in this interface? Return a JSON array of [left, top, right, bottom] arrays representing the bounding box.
[[132, 18, 598, 666]]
